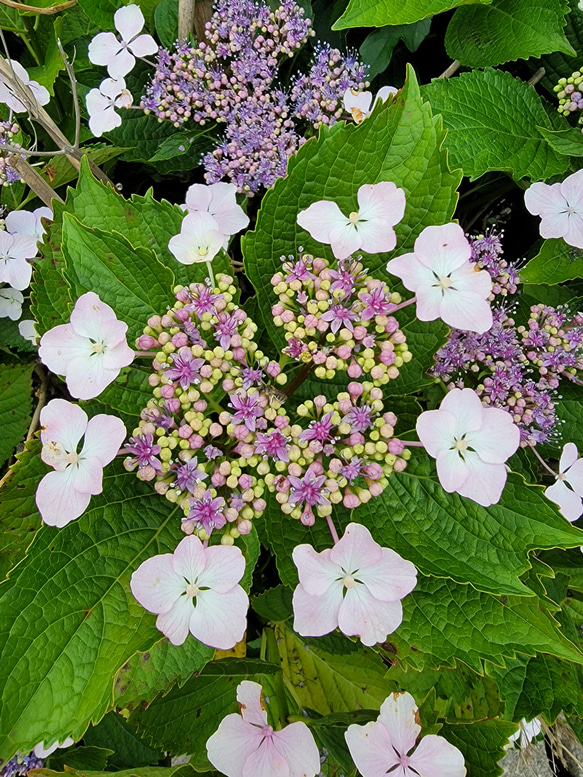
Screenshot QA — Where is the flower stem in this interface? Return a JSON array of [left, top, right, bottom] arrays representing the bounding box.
[[206, 260, 215, 289], [402, 440, 424, 447], [388, 296, 416, 314], [283, 361, 314, 399], [530, 444, 558, 479], [326, 514, 340, 544]]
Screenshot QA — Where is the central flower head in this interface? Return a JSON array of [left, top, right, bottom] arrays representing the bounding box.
[[438, 276, 452, 289], [343, 574, 356, 588], [185, 581, 199, 598], [92, 341, 105, 354], [348, 211, 360, 224], [455, 438, 468, 451]]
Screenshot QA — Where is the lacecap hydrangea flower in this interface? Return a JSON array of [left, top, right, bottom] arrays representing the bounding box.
[[524, 168, 583, 249], [88, 4, 158, 79]]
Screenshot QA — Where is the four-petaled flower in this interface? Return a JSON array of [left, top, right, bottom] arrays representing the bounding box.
[[0, 286, 23, 320], [292, 522, 417, 646], [0, 229, 38, 290], [297, 181, 406, 260], [386, 223, 493, 333], [130, 534, 248, 647], [0, 60, 50, 113], [164, 347, 205, 390], [5, 205, 52, 244], [168, 211, 224, 265], [36, 398, 126, 527], [39, 291, 134, 400], [524, 169, 583, 249], [416, 388, 520, 507], [343, 85, 398, 123], [345, 691, 466, 777], [86, 77, 132, 137], [206, 681, 321, 777], [88, 4, 158, 79], [182, 182, 249, 245], [230, 391, 264, 431], [255, 430, 289, 462], [544, 442, 583, 522]]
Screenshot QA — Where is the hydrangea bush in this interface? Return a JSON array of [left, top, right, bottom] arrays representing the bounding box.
[[4, 1, 583, 776]]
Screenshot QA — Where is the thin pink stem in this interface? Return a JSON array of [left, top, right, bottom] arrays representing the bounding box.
[[402, 440, 424, 447], [388, 296, 417, 314], [134, 350, 159, 357], [530, 444, 558, 479], [326, 514, 340, 544]]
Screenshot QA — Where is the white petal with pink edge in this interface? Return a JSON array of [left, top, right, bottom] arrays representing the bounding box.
[[345, 719, 398, 777], [130, 553, 186, 614], [329, 522, 382, 574], [270, 722, 321, 777], [440, 388, 485, 435], [206, 712, 262, 777], [409, 733, 466, 777], [190, 586, 248, 649], [197, 544, 246, 592], [292, 544, 338, 596], [464, 407, 520, 464], [544, 480, 583, 522], [36, 467, 92, 527], [455, 457, 508, 507], [337, 583, 403, 645], [416, 408, 457, 458], [297, 200, 347, 244], [40, 398, 88, 457], [378, 692, 421, 756], [292, 581, 342, 637]]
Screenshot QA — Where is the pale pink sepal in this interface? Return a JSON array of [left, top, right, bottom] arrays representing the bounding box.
[[183, 182, 249, 238], [525, 170, 583, 249], [206, 681, 321, 777], [544, 442, 583, 522]]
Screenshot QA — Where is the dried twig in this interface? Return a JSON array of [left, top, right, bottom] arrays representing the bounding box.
[[178, 0, 195, 43], [26, 364, 49, 441], [0, 0, 76, 14], [8, 155, 64, 206], [438, 60, 460, 79]]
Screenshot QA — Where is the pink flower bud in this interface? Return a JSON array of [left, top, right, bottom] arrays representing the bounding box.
[[209, 422, 223, 437], [347, 381, 364, 398], [288, 462, 302, 478], [192, 400, 207, 413], [160, 384, 175, 399], [370, 366, 384, 381], [222, 379, 236, 391], [212, 472, 226, 486], [174, 308, 190, 321], [313, 395, 327, 409], [253, 498, 266, 513], [154, 481, 169, 495], [313, 351, 327, 364], [338, 398, 352, 414], [281, 310, 295, 323], [239, 474, 253, 489], [369, 481, 383, 497], [138, 334, 157, 350], [181, 519, 195, 535], [347, 360, 362, 378], [388, 439, 405, 455], [353, 326, 367, 341], [272, 303, 285, 316], [304, 314, 318, 329], [393, 458, 407, 472], [165, 398, 180, 413], [147, 315, 161, 329], [224, 507, 238, 522], [200, 364, 213, 378], [172, 333, 188, 348], [266, 361, 281, 377], [384, 412, 397, 426], [189, 434, 204, 449], [237, 443, 254, 459], [343, 490, 360, 509], [336, 344, 352, 360], [238, 519, 253, 534], [178, 424, 193, 438], [148, 374, 160, 387], [232, 347, 246, 361], [301, 509, 315, 526], [175, 289, 190, 303], [137, 465, 156, 481], [348, 432, 365, 446], [161, 314, 174, 327]]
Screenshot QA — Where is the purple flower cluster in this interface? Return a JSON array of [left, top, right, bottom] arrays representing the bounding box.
[[0, 120, 22, 186], [432, 301, 583, 446], [140, 0, 368, 193], [271, 253, 411, 386], [0, 754, 43, 777], [265, 381, 408, 524], [554, 69, 583, 129], [469, 230, 519, 299]]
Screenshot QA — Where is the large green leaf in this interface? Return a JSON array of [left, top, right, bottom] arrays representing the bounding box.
[[357, 457, 583, 597], [535, 0, 582, 94], [520, 239, 583, 284], [0, 440, 43, 581], [332, 0, 493, 28], [82, 712, 163, 770], [0, 461, 185, 763], [422, 69, 568, 182], [61, 214, 175, 340], [113, 638, 214, 710], [242, 64, 461, 348], [0, 362, 33, 468], [359, 19, 431, 79], [275, 622, 394, 715], [445, 0, 574, 68], [488, 652, 583, 724], [129, 660, 281, 770], [36, 766, 197, 777], [439, 719, 518, 777], [389, 576, 583, 672]]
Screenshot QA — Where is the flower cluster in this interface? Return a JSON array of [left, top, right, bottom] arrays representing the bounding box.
[[0, 754, 43, 777], [554, 68, 583, 129], [141, 0, 368, 193], [125, 274, 285, 540], [432, 300, 583, 446], [265, 383, 410, 525], [0, 120, 21, 187], [469, 230, 519, 299], [271, 252, 411, 385]]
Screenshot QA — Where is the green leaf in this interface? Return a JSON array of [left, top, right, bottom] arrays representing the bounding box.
[[0, 439, 43, 581], [383, 316, 447, 396], [47, 746, 113, 772], [148, 126, 218, 173], [445, 0, 574, 69], [357, 457, 583, 596], [129, 659, 280, 770], [0, 462, 185, 763], [252, 585, 294, 622], [40, 146, 129, 190], [76, 0, 122, 29], [36, 766, 197, 777], [0, 4, 27, 33], [31, 200, 72, 335], [535, 0, 582, 94], [242, 65, 461, 348], [422, 69, 568, 182], [556, 396, 583, 452], [94, 365, 153, 423], [389, 576, 583, 672], [0, 362, 33, 468], [61, 214, 175, 340], [154, 0, 178, 48], [537, 125, 583, 157], [105, 111, 190, 166], [439, 719, 518, 777], [333, 0, 493, 28], [488, 652, 583, 723], [520, 239, 583, 284], [113, 638, 214, 710], [275, 622, 394, 714], [82, 712, 163, 770], [359, 19, 431, 79]]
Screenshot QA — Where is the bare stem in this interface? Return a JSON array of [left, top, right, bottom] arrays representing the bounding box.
[[388, 296, 416, 314], [438, 60, 460, 79], [0, 0, 77, 13], [530, 444, 558, 479], [9, 155, 64, 206], [283, 361, 314, 399], [402, 440, 424, 447], [326, 514, 340, 544], [26, 364, 49, 441], [527, 67, 546, 87], [57, 39, 80, 149]]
